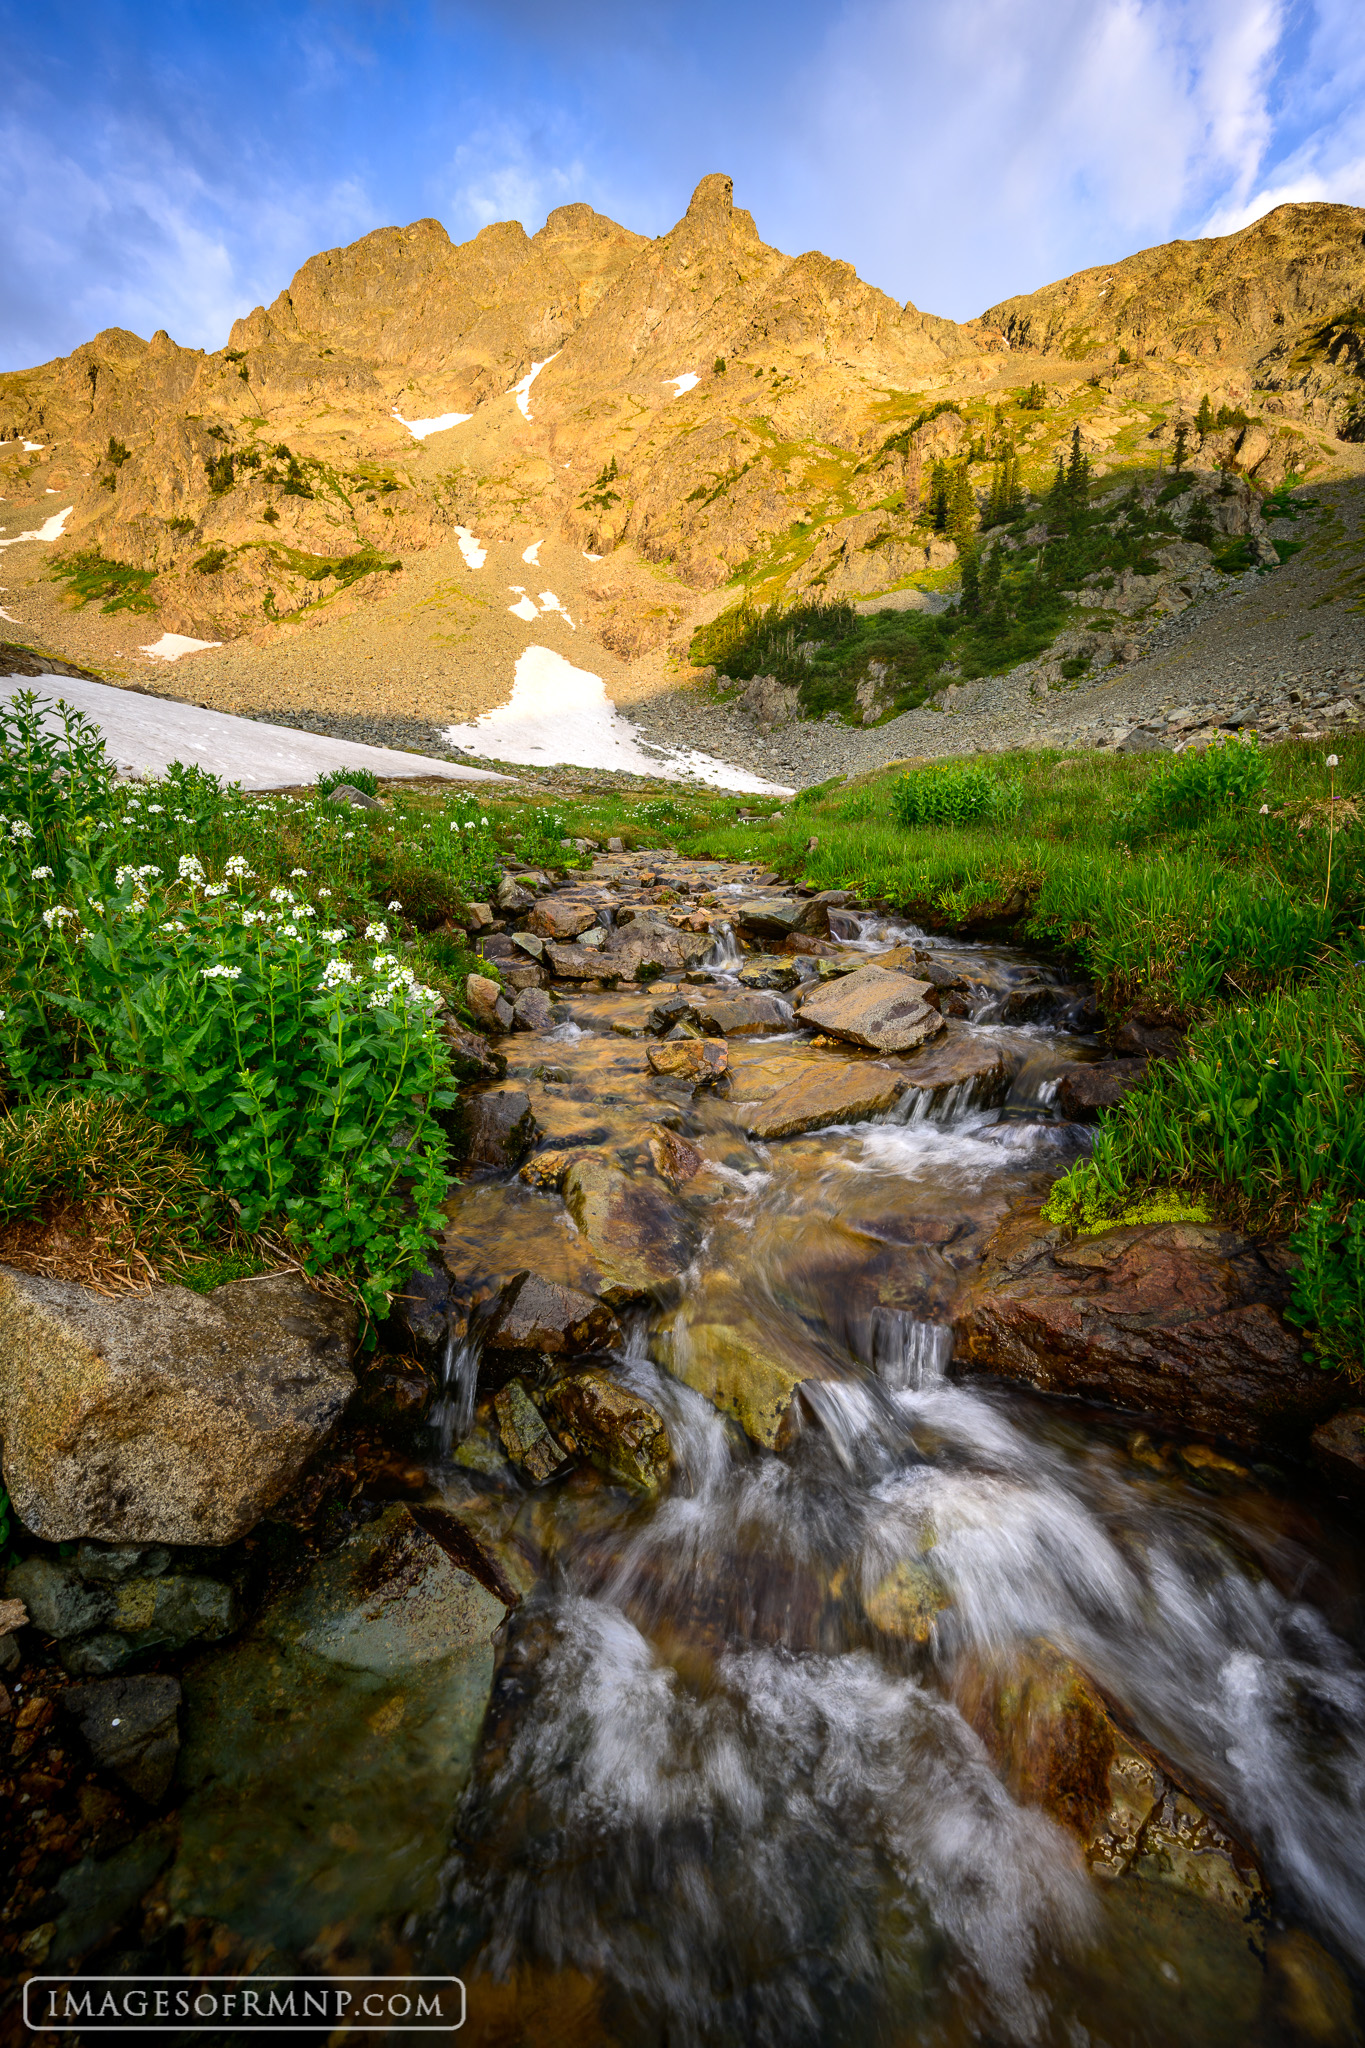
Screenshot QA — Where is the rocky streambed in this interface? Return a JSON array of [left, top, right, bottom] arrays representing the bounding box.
[[3, 851, 1365, 2044]]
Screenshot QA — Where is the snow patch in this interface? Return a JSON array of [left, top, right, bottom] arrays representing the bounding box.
[[442, 644, 791, 795], [23, 441, 44, 453], [0, 506, 73, 552], [663, 373, 699, 397], [583, 551, 603, 562], [454, 526, 487, 570], [536, 590, 574, 629], [507, 588, 539, 622], [508, 352, 559, 421], [522, 539, 542, 565], [139, 633, 223, 662], [391, 407, 472, 440]]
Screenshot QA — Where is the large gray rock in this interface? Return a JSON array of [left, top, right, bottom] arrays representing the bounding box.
[[694, 992, 791, 1036], [169, 1504, 508, 1951], [795, 965, 945, 1054], [0, 1269, 356, 1546]]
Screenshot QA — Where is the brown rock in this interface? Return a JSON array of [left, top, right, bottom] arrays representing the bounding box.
[[466, 972, 513, 1033], [527, 899, 598, 941], [952, 1206, 1334, 1448], [1055, 1060, 1149, 1120], [60, 1673, 182, 1804], [647, 1126, 705, 1184], [483, 1271, 621, 1356], [512, 986, 554, 1032], [1112, 1014, 1185, 1060], [544, 941, 616, 981], [795, 965, 945, 1054], [494, 1379, 571, 1484], [646, 1039, 729, 1084], [666, 1319, 835, 1448], [462, 1085, 540, 1168], [0, 1268, 356, 1546], [440, 1019, 506, 1082], [896, 1025, 1012, 1108], [745, 1061, 908, 1139], [544, 1368, 672, 1494], [955, 1642, 1265, 1912], [561, 1159, 691, 1302], [693, 992, 790, 1036], [1311, 1408, 1365, 1494]]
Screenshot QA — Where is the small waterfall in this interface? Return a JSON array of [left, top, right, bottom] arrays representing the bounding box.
[[431, 1327, 480, 1454], [703, 920, 741, 970]]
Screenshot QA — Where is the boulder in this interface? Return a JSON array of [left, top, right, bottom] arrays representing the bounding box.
[[603, 926, 712, 981], [544, 1369, 672, 1495], [494, 1379, 572, 1483], [646, 1039, 729, 1084], [512, 987, 554, 1032], [861, 1557, 949, 1642], [466, 972, 514, 1033], [1055, 1060, 1149, 1121], [544, 940, 613, 981], [0, 1268, 356, 1546], [1311, 1408, 1365, 1495], [896, 1028, 1012, 1109], [495, 875, 536, 914], [737, 956, 802, 992], [326, 783, 382, 810], [951, 1207, 1334, 1449], [60, 1674, 182, 1803], [795, 965, 945, 1054], [483, 1271, 621, 1357], [1112, 1014, 1184, 1061], [745, 1061, 908, 1140], [666, 1320, 829, 1448], [440, 1019, 506, 1082], [561, 1159, 691, 1302], [527, 898, 598, 940], [169, 1505, 508, 1950], [647, 1127, 706, 1186], [462, 1084, 539, 1168], [502, 963, 546, 993], [733, 896, 809, 940], [693, 992, 791, 1037], [955, 1642, 1264, 1912]]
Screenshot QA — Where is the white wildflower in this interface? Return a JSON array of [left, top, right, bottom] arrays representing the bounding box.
[[365, 921, 388, 943], [224, 855, 254, 878], [178, 854, 206, 883], [387, 899, 403, 912], [321, 958, 356, 988], [29, 864, 53, 880], [320, 927, 348, 943], [1327, 754, 1339, 769], [296, 904, 317, 919], [317, 888, 333, 898], [147, 803, 164, 814], [42, 905, 76, 928], [289, 868, 309, 879], [1259, 804, 1270, 815], [269, 886, 295, 905], [9, 819, 34, 840], [279, 922, 300, 938], [203, 882, 229, 898], [200, 963, 242, 981]]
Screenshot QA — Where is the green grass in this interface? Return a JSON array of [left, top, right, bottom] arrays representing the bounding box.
[[675, 734, 1365, 1373], [50, 551, 157, 615]]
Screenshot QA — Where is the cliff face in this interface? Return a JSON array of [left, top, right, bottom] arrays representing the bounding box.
[[1, 182, 1361, 666]]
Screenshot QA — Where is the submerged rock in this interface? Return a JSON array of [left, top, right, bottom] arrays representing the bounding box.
[[60, 1673, 182, 1803], [693, 992, 790, 1036], [666, 1319, 834, 1448], [544, 1368, 672, 1494], [795, 965, 945, 1055], [0, 1268, 356, 1546], [169, 1504, 509, 1951], [561, 1158, 691, 1301], [463, 1084, 540, 1168], [5, 1553, 239, 1673], [745, 1060, 908, 1139], [952, 1205, 1332, 1449]]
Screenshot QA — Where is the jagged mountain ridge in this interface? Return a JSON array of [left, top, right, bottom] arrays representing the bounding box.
[[1, 178, 1362, 689]]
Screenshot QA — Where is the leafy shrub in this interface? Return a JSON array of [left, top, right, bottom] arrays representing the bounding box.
[[892, 762, 1024, 828], [1129, 733, 1268, 832], [194, 547, 229, 575], [0, 690, 114, 874]]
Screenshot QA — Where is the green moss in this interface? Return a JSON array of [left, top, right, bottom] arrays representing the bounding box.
[[1043, 1181, 1213, 1234]]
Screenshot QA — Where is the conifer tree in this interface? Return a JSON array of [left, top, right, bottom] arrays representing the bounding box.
[[947, 462, 977, 547], [959, 546, 980, 616], [981, 542, 1003, 612], [1046, 452, 1067, 526], [1065, 424, 1091, 515], [1173, 422, 1189, 473], [1196, 393, 1214, 441]]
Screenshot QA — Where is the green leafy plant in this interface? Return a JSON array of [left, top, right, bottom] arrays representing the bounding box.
[[1128, 733, 1268, 832], [49, 552, 157, 615], [315, 766, 379, 798], [891, 762, 1024, 827], [194, 547, 229, 575]]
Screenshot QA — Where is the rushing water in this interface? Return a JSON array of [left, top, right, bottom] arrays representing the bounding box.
[[417, 900, 1365, 2046]]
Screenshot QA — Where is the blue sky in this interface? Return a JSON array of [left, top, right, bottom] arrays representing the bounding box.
[[4, 0, 1364, 371]]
